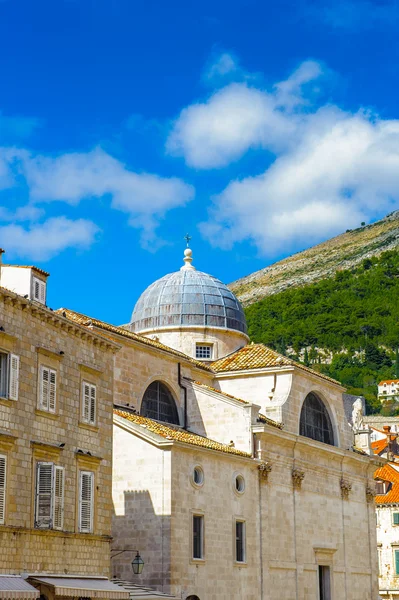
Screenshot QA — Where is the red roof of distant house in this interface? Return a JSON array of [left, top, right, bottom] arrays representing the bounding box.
[[375, 463, 399, 504], [372, 439, 388, 455], [379, 380, 399, 386]]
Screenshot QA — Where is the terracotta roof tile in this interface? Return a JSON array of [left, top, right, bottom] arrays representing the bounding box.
[[379, 380, 399, 385], [375, 463, 399, 504], [57, 308, 212, 372], [372, 439, 388, 455], [211, 344, 341, 385], [257, 413, 283, 429], [114, 409, 251, 457]]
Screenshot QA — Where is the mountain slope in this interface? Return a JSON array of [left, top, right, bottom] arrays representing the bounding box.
[[230, 211, 399, 305]]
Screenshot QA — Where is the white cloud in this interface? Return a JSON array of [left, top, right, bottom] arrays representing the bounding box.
[[0, 217, 99, 260], [203, 52, 239, 82], [1, 148, 194, 247], [166, 61, 324, 169], [200, 105, 399, 254]]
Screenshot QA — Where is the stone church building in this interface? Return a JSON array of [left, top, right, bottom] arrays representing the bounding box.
[[61, 247, 381, 600]]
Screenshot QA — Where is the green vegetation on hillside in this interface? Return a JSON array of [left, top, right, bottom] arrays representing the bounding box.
[[245, 250, 399, 413]]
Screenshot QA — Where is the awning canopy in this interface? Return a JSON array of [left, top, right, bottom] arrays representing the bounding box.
[[28, 577, 130, 600], [111, 580, 177, 599], [0, 576, 39, 600]]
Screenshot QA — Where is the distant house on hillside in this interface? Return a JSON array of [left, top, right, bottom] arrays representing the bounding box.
[[378, 380, 399, 403]]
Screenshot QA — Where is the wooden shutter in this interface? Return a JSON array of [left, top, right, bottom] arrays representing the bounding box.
[[39, 367, 50, 410], [395, 550, 399, 575], [49, 370, 56, 412], [82, 382, 91, 422], [35, 462, 53, 528], [0, 455, 6, 524], [39, 281, 46, 304], [8, 354, 19, 401], [53, 466, 64, 530], [39, 366, 56, 412], [394, 513, 399, 525], [79, 471, 94, 533], [90, 385, 96, 424]]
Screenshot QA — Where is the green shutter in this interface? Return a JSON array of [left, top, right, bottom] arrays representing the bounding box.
[[394, 512, 399, 525], [395, 550, 399, 575]]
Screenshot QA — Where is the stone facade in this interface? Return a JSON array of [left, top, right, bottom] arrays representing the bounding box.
[[0, 285, 119, 577]]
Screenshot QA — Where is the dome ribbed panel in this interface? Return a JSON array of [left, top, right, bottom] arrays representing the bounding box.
[[130, 269, 247, 335]]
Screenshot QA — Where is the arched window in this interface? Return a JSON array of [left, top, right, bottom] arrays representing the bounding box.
[[186, 596, 200, 600], [299, 392, 335, 446], [141, 381, 179, 425]]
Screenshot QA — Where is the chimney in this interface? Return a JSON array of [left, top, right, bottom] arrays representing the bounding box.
[[384, 425, 397, 461]]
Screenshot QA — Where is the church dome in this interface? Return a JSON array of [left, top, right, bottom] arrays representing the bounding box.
[[130, 248, 247, 335]]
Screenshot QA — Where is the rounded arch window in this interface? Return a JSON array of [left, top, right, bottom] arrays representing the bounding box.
[[299, 392, 335, 446], [141, 381, 179, 425], [186, 596, 200, 600]]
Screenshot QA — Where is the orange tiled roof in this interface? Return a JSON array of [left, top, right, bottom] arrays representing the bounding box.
[[257, 413, 283, 429], [211, 344, 341, 385], [113, 409, 251, 457], [372, 439, 388, 455], [375, 463, 399, 504], [57, 308, 212, 372], [379, 380, 399, 386]]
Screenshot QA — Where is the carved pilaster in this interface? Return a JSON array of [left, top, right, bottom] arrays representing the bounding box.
[[340, 478, 352, 500], [366, 485, 376, 503], [258, 462, 272, 481], [292, 468, 305, 489]]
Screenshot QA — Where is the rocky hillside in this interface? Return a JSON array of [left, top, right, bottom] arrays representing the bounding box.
[[230, 211, 399, 305]]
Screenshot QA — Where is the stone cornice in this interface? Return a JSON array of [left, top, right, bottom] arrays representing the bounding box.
[[0, 287, 120, 353]]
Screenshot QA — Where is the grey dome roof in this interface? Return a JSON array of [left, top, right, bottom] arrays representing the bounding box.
[[130, 267, 247, 335]]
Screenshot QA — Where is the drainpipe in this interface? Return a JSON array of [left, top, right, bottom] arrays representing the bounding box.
[[178, 363, 187, 429]]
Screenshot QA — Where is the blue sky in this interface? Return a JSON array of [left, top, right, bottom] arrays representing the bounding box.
[[1, 0, 399, 324]]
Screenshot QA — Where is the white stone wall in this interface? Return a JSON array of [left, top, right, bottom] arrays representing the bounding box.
[[376, 504, 399, 593], [140, 326, 248, 361]]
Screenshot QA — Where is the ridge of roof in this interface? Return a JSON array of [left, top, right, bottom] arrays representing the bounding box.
[[1, 264, 50, 277], [190, 380, 250, 404], [375, 463, 399, 504], [113, 408, 251, 457], [211, 343, 342, 386], [257, 413, 283, 429], [57, 308, 212, 372], [379, 379, 399, 385]]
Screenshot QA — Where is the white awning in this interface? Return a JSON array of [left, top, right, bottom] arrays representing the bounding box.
[[111, 580, 177, 599], [0, 576, 39, 600], [28, 577, 130, 599]]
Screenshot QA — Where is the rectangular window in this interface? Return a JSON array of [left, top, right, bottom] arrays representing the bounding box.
[[195, 344, 213, 360], [318, 565, 331, 600], [235, 520, 246, 563], [35, 462, 64, 530], [33, 277, 46, 304], [192, 514, 204, 559], [39, 366, 57, 413], [0, 352, 19, 400], [0, 454, 7, 525], [395, 549, 399, 576], [393, 512, 399, 526], [79, 471, 94, 533], [82, 382, 96, 425]]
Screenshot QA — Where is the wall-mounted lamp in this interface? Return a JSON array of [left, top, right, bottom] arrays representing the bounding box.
[[111, 549, 144, 575]]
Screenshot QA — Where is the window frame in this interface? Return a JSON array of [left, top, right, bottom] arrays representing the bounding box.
[[195, 344, 213, 361], [191, 513, 205, 561], [32, 276, 46, 305], [81, 381, 97, 426], [393, 512, 399, 526], [0, 352, 19, 401], [79, 470, 94, 534], [318, 565, 331, 600], [38, 365, 57, 413], [141, 381, 179, 425], [34, 461, 65, 531], [394, 547, 399, 576], [235, 519, 246, 564], [299, 392, 335, 446]]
